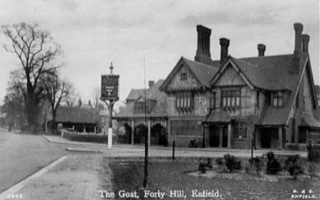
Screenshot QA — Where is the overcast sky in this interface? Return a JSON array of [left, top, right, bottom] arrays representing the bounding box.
[[0, 0, 319, 106]]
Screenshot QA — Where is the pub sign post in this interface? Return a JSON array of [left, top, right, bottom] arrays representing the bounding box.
[[101, 62, 119, 149]]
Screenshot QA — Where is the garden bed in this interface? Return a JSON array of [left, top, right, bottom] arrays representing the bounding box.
[[103, 156, 320, 200]]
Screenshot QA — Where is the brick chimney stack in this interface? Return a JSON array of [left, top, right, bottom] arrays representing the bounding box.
[[195, 25, 212, 65], [220, 38, 230, 64], [148, 80, 155, 88], [302, 34, 310, 53], [257, 44, 266, 57], [294, 23, 303, 56]]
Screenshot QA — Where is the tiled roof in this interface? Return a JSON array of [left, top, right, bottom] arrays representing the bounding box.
[[231, 55, 295, 91], [115, 80, 167, 118], [56, 106, 99, 124], [182, 57, 219, 88], [300, 113, 320, 128], [126, 89, 145, 101]]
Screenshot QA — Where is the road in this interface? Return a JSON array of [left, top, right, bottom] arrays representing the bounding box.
[[0, 129, 69, 193]]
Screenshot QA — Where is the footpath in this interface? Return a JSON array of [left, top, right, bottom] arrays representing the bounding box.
[[0, 134, 308, 200]]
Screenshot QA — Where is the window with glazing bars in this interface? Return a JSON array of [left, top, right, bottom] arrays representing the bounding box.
[[221, 90, 241, 108], [233, 121, 247, 139], [272, 92, 283, 107], [176, 91, 193, 111]]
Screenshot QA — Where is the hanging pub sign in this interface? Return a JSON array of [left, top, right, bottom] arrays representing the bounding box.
[[101, 74, 119, 101]]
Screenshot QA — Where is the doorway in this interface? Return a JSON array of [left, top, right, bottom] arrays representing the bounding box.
[[210, 125, 228, 147]]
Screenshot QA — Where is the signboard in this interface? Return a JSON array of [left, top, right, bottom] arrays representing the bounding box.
[[101, 74, 119, 101]]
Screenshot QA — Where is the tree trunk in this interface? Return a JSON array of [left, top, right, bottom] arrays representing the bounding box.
[[52, 109, 57, 132], [24, 86, 40, 133]]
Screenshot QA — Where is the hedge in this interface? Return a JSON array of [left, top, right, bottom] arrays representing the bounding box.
[[62, 131, 116, 144]]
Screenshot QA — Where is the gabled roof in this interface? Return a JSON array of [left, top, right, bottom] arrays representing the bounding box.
[[56, 106, 99, 124], [116, 80, 167, 118], [160, 57, 219, 91], [211, 55, 296, 91]]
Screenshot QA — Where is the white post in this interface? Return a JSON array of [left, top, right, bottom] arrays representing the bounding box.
[[108, 127, 112, 149]]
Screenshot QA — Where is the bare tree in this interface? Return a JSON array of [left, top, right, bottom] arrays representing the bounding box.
[[2, 23, 62, 130], [92, 87, 101, 109], [44, 74, 74, 131]]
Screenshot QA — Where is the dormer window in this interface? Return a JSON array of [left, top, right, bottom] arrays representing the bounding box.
[[272, 92, 283, 107], [180, 73, 187, 81]]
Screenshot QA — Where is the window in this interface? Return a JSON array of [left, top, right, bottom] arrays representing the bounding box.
[[272, 92, 283, 107], [134, 101, 149, 114], [233, 121, 247, 139], [176, 91, 194, 112], [209, 92, 216, 109], [221, 90, 241, 108], [180, 73, 187, 81]]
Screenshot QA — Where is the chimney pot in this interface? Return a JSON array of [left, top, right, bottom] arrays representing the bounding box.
[[302, 34, 310, 53], [294, 23, 303, 56], [257, 44, 266, 56], [220, 38, 230, 64], [148, 80, 155, 88], [195, 25, 212, 65]]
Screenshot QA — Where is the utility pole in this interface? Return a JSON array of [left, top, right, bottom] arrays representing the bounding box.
[[101, 62, 119, 149], [143, 57, 148, 188]]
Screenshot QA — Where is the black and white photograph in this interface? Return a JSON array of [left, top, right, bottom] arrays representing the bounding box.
[[0, 0, 319, 199]]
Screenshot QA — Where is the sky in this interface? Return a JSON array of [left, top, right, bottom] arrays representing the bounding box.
[[0, 0, 319, 107]]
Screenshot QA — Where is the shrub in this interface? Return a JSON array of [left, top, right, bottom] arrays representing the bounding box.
[[206, 158, 213, 169], [223, 154, 241, 172], [198, 161, 206, 173], [249, 156, 263, 176], [265, 152, 282, 175], [216, 158, 223, 166], [198, 158, 213, 173], [284, 155, 304, 180]]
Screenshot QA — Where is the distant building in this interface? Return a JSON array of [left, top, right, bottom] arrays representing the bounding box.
[[160, 23, 320, 148], [114, 80, 168, 145], [55, 106, 99, 133]]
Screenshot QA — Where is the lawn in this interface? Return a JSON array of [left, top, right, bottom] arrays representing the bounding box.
[[103, 157, 320, 200]]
